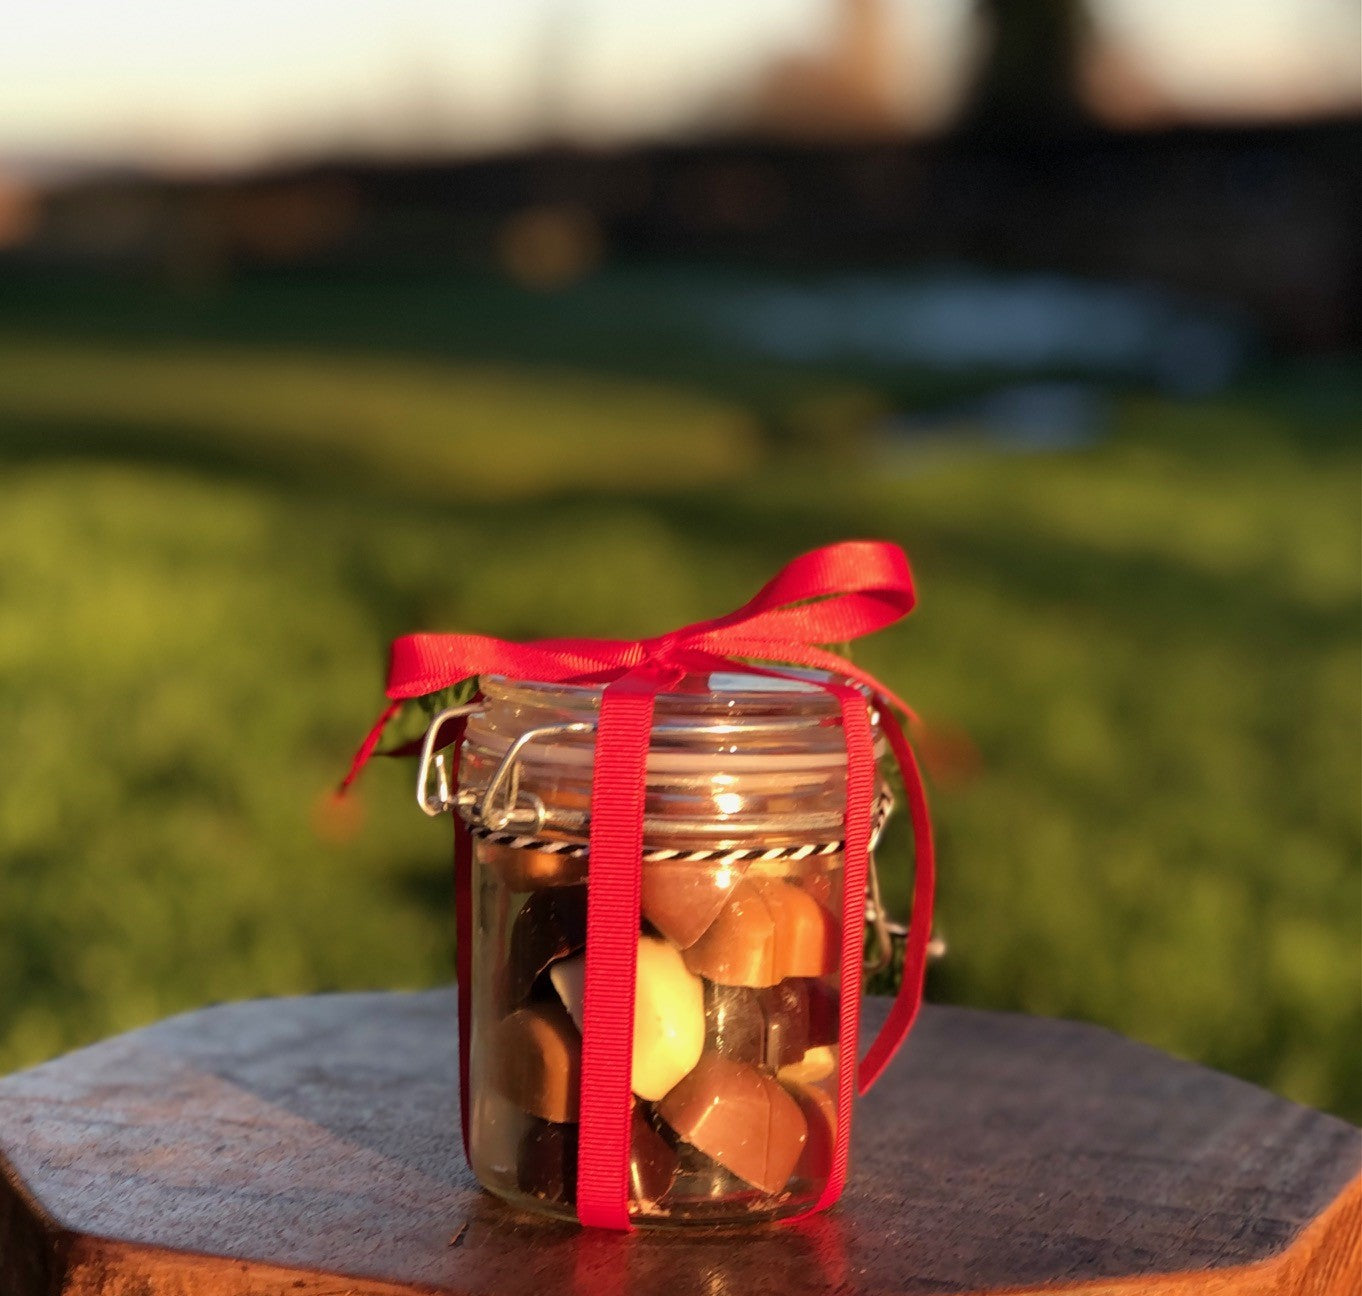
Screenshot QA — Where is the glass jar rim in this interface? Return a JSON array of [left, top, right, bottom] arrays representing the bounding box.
[[481, 668, 862, 713], [466, 669, 877, 775]]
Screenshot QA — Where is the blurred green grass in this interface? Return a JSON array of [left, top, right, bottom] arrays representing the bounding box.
[[0, 274, 1357, 1122]]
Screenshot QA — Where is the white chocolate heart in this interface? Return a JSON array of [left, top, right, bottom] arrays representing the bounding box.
[[550, 935, 705, 1101]]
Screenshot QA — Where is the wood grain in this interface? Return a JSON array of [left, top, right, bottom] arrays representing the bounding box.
[[0, 992, 1357, 1295]]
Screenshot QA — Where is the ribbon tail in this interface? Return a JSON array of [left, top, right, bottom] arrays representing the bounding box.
[[857, 699, 936, 1094], [338, 700, 403, 794]]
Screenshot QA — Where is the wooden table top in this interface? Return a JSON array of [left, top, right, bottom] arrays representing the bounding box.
[[1, 991, 1357, 1296]]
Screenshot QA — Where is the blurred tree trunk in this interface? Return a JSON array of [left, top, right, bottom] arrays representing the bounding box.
[[963, 0, 1094, 135]]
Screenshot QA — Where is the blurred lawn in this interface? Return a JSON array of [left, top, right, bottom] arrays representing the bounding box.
[[0, 272, 1358, 1123]]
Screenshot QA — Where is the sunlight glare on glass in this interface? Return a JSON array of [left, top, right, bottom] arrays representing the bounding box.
[[715, 792, 744, 817]]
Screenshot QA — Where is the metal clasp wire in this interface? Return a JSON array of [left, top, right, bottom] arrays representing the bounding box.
[[415, 704, 483, 818], [478, 721, 595, 831], [418, 712, 593, 829], [861, 792, 947, 971], [862, 789, 895, 973]]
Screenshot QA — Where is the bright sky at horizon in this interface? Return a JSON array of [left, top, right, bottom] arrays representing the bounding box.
[[0, 0, 1356, 172]]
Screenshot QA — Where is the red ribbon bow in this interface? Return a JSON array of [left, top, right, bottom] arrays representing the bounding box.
[[343, 540, 934, 1229]]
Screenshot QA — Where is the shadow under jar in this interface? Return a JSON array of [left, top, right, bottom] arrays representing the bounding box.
[[453, 671, 889, 1226]]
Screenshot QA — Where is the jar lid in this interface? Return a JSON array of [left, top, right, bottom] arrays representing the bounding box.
[[466, 671, 870, 771], [453, 671, 884, 849]]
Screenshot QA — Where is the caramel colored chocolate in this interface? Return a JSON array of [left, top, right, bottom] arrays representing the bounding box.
[[681, 880, 779, 986], [504, 885, 588, 1008], [751, 879, 836, 979], [481, 842, 587, 890], [784, 1081, 837, 1182], [683, 880, 836, 987], [657, 1053, 808, 1195], [778, 1043, 837, 1085], [705, 981, 809, 1070], [550, 935, 706, 1101], [492, 1000, 581, 1123]]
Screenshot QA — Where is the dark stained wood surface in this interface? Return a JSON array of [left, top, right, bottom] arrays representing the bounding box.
[[0, 992, 1357, 1296]]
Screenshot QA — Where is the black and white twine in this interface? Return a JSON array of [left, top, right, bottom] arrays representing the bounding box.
[[467, 788, 894, 864]]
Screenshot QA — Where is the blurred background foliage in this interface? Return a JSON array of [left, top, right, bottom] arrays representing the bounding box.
[[0, 0, 1358, 1121]]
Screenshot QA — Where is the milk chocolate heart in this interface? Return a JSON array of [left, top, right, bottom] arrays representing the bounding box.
[[658, 1052, 808, 1195]]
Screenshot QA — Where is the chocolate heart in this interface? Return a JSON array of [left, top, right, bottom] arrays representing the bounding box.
[[641, 857, 748, 949], [492, 1000, 582, 1123], [658, 1052, 808, 1195], [504, 885, 588, 1008], [550, 935, 706, 1101], [683, 879, 836, 987]]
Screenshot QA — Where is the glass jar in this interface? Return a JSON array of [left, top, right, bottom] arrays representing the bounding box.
[[449, 671, 888, 1226]]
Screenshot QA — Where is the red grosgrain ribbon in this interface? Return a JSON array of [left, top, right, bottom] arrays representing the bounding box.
[[576, 670, 674, 1229], [802, 683, 873, 1218], [342, 540, 935, 1230]]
